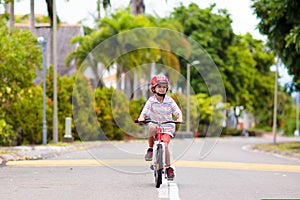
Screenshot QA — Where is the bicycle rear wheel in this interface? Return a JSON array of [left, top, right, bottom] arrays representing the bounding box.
[[155, 144, 163, 188]]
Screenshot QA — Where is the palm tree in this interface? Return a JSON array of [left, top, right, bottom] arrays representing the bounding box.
[[66, 10, 190, 99], [66, 30, 109, 88], [96, 0, 111, 20], [96, 10, 160, 97], [45, 0, 54, 26]]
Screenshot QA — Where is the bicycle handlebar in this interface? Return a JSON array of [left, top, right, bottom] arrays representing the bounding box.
[[134, 119, 185, 125]]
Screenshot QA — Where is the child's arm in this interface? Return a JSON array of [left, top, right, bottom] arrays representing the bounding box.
[[170, 97, 183, 122], [176, 112, 183, 122], [138, 97, 152, 121]]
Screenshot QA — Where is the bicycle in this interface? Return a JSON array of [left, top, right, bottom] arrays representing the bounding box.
[[135, 119, 185, 188]]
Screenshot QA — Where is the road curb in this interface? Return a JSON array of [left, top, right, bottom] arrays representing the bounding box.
[[0, 142, 105, 167], [0, 157, 5, 167], [0, 150, 60, 167]]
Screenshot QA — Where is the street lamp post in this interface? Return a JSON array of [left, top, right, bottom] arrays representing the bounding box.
[[296, 92, 299, 137], [38, 37, 47, 145], [272, 55, 279, 145], [187, 60, 200, 133], [53, 0, 58, 143]]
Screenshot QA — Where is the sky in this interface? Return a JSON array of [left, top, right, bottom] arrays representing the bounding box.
[[8, 0, 292, 85], [11, 0, 264, 39]]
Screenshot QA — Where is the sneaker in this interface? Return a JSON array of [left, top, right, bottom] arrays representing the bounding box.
[[145, 148, 153, 161], [166, 167, 175, 180]]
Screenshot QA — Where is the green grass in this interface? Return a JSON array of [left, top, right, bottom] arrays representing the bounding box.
[[254, 142, 300, 155], [46, 141, 82, 147]]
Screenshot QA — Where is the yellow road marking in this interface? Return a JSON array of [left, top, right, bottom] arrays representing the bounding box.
[[174, 161, 300, 173], [6, 159, 147, 167], [5, 159, 300, 173]]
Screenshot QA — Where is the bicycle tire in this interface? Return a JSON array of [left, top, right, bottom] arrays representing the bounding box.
[[156, 144, 163, 170], [155, 144, 163, 188], [155, 169, 163, 188]]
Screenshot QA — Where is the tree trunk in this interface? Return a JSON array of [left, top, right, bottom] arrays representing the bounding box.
[[29, 0, 35, 31], [130, 0, 145, 16], [45, 0, 54, 26], [5, 0, 14, 33], [97, 0, 101, 20]]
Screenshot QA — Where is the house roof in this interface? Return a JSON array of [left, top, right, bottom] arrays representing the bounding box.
[[15, 23, 84, 85]]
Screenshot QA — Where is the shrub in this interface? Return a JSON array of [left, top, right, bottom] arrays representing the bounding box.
[[284, 119, 299, 136], [246, 128, 264, 137], [0, 118, 17, 146], [9, 86, 44, 144], [73, 74, 99, 141], [222, 127, 242, 137]]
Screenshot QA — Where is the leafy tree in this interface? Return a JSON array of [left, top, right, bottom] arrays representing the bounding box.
[[0, 19, 41, 145], [252, 0, 300, 90], [171, 3, 284, 128], [223, 34, 278, 126], [171, 3, 234, 65], [0, 19, 41, 109], [224, 34, 268, 108], [170, 3, 234, 94]]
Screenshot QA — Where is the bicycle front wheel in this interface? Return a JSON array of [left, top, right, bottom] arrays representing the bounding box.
[[155, 169, 163, 188], [155, 144, 163, 188]]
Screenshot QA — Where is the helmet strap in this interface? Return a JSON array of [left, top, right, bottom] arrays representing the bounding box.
[[156, 92, 166, 97]]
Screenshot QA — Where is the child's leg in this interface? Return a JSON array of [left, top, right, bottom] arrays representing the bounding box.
[[163, 134, 172, 166], [148, 124, 156, 147], [144, 124, 157, 161]]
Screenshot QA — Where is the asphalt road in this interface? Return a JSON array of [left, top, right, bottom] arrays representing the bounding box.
[[1, 137, 300, 200]]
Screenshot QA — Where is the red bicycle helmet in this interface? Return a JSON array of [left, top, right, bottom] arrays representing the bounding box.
[[150, 75, 169, 93]]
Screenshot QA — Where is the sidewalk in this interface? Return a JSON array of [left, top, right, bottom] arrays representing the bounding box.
[[0, 141, 103, 167]]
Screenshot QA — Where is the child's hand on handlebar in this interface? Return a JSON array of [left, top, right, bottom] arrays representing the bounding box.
[[138, 117, 145, 122], [136, 115, 147, 124]]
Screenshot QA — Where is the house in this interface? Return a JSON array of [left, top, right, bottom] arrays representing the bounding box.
[[15, 23, 84, 85]]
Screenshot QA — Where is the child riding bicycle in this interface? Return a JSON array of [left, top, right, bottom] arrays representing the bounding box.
[[138, 74, 183, 180]]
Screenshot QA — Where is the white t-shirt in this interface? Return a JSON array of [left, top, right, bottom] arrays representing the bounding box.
[[141, 95, 182, 136]]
